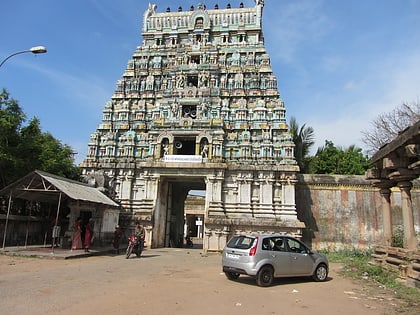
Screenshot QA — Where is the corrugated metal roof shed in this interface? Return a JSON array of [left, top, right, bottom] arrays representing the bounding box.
[[0, 170, 119, 207]]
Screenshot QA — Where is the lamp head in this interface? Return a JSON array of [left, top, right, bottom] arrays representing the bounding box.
[[29, 46, 47, 54]]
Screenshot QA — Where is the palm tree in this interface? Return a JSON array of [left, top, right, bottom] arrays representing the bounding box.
[[289, 116, 315, 173]]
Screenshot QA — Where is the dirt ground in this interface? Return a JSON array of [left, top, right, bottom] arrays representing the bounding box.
[[0, 248, 416, 315]]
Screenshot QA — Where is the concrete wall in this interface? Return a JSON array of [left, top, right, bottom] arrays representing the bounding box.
[[296, 174, 420, 251]]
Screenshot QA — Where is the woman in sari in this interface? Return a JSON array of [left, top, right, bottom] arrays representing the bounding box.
[[71, 217, 82, 250], [84, 219, 94, 252]]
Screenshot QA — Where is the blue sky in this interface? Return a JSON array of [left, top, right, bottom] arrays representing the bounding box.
[[1, 0, 419, 164]]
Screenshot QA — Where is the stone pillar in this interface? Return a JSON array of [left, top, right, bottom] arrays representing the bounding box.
[[202, 230, 209, 254], [398, 181, 417, 250], [279, 173, 298, 220], [206, 173, 224, 216], [237, 175, 252, 214], [215, 230, 223, 251], [379, 187, 393, 246]]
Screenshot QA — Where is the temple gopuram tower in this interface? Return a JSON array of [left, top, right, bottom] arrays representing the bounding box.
[[80, 1, 304, 250]]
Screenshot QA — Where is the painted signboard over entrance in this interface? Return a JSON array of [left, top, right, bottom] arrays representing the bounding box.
[[163, 155, 203, 163]]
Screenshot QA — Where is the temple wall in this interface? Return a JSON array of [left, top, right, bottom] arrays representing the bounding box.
[[296, 174, 420, 251]]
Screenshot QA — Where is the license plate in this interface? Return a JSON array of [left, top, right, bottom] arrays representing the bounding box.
[[226, 253, 239, 259]]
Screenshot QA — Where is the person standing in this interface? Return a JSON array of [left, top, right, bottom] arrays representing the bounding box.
[[51, 218, 61, 248], [134, 222, 145, 252], [71, 217, 82, 250], [113, 225, 123, 254], [84, 219, 94, 252]]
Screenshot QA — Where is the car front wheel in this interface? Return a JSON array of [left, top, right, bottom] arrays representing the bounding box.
[[312, 263, 328, 282], [225, 271, 240, 280], [256, 265, 274, 287]]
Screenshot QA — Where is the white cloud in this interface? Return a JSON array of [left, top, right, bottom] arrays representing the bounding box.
[[321, 55, 344, 73], [344, 80, 357, 91], [264, 0, 331, 63], [304, 46, 420, 155], [308, 117, 369, 154], [27, 62, 111, 111], [386, 52, 420, 105]]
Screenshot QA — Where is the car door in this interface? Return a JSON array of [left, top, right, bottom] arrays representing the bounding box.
[[265, 237, 292, 276], [284, 237, 314, 275]]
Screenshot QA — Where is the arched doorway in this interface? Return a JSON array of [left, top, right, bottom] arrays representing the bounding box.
[[153, 177, 205, 248]]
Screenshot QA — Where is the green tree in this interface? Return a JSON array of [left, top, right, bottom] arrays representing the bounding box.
[[310, 140, 370, 175], [0, 89, 25, 187], [0, 89, 80, 188], [289, 116, 315, 173]]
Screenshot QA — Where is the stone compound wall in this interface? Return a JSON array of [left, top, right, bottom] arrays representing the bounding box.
[[296, 174, 420, 251]]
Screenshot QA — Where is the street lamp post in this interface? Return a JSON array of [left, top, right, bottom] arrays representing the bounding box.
[[0, 46, 47, 68], [0, 45, 47, 249]]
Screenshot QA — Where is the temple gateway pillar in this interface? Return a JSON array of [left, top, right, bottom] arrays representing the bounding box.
[[379, 187, 393, 246], [398, 181, 418, 250]]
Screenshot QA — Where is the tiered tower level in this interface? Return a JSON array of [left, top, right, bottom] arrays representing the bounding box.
[[81, 1, 304, 250]]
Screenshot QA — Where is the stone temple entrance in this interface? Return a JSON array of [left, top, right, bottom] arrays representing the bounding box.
[[154, 177, 205, 248], [80, 2, 305, 251]]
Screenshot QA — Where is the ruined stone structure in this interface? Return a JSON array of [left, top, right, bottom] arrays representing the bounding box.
[[367, 121, 420, 288], [367, 121, 420, 251], [80, 1, 303, 250]]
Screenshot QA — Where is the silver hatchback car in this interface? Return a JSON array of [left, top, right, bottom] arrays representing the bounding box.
[[222, 234, 329, 287]]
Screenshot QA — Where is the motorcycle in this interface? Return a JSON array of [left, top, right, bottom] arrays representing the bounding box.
[[126, 234, 143, 259]]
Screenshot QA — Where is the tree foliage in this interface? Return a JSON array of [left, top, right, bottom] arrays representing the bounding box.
[[0, 89, 80, 188], [361, 101, 420, 154], [309, 140, 370, 175], [289, 116, 315, 173]]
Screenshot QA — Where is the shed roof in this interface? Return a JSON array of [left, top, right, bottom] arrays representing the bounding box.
[[0, 170, 119, 207]]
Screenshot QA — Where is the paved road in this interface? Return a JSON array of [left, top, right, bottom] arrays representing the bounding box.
[[0, 248, 410, 315]]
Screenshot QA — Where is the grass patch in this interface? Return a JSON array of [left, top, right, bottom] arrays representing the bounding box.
[[323, 249, 420, 311]]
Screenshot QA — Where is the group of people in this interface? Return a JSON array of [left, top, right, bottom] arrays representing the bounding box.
[[71, 218, 146, 255], [71, 217, 95, 252], [113, 221, 145, 254]]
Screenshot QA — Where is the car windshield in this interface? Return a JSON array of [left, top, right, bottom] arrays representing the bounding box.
[[226, 236, 255, 249]]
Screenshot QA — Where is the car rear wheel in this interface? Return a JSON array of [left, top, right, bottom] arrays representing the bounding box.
[[225, 271, 240, 280], [256, 265, 274, 287], [312, 263, 328, 282]]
